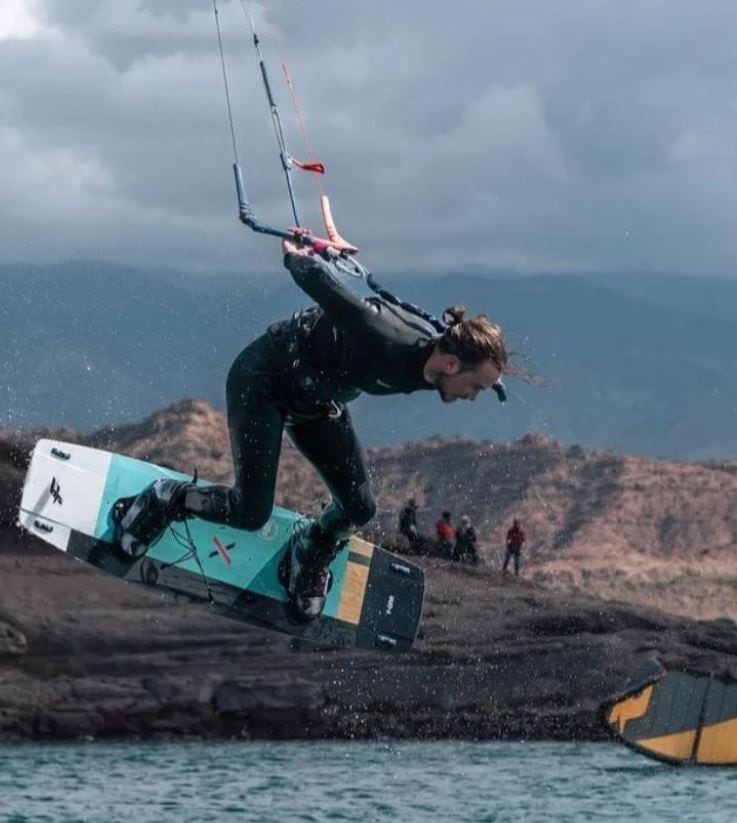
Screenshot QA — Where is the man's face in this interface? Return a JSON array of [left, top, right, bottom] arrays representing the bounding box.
[[436, 358, 502, 403]]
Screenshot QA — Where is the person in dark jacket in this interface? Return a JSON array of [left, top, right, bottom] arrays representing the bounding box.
[[503, 518, 526, 576], [453, 515, 479, 564], [115, 239, 509, 620], [398, 498, 421, 549]]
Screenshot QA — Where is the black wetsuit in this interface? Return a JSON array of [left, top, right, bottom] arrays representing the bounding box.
[[453, 525, 479, 564], [184, 252, 437, 542], [398, 503, 421, 548]]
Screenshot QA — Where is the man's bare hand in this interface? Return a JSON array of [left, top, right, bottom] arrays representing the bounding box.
[[282, 230, 313, 258]]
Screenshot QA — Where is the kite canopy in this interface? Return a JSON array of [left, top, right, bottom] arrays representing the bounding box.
[[602, 659, 737, 766]]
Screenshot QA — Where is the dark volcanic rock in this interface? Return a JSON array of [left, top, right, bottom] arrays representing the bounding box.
[[4, 404, 737, 740], [0, 621, 27, 657], [0, 527, 736, 742]]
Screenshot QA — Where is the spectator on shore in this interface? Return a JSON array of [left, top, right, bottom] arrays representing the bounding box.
[[453, 515, 479, 564], [436, 511, 455, 557], [503, 518, 525, 576], [398, 498, 422, 550]]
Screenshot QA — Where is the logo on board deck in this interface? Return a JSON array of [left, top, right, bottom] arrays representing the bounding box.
[[50, 477, 62, 505], [211, 535, 234, 566], [385, 595, 395, 616]]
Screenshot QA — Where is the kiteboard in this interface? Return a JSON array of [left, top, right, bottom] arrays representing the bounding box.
[[18, 439, 424, 653]]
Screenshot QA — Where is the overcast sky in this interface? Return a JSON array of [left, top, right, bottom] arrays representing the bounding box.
[[2, 0, 737, 276]]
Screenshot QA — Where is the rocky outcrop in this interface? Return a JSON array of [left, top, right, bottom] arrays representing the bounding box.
[[0, 622, 27, 658], [6, 399, 737, 620], [3, 401, 737, 740], [0, 526, 736, 741]]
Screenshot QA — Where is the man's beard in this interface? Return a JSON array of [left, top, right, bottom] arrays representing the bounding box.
[[436, 376, 458, 403]]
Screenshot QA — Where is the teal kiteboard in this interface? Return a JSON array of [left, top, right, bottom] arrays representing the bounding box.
[[18, 439, 424, 652]]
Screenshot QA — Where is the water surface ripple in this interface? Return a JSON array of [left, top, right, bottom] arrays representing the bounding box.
[[1, 740, 736, 822]]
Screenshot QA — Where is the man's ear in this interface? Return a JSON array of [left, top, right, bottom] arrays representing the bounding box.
[[445, 355, 462, 375]]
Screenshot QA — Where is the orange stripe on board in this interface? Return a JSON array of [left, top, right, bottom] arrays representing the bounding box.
[[337, 561, 370, 625], [348, 536, 375, 560]]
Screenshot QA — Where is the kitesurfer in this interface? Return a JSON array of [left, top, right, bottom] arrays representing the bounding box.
[[115, 239, 508, 620]]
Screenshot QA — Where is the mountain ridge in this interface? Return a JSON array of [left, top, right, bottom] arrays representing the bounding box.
[[4, 397, 737, 622], [3, 261, 737, 458]]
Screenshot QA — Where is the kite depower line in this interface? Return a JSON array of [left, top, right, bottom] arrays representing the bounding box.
[[211, 0, 365, 276]]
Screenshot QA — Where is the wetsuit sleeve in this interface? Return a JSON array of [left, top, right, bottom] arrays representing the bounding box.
[[284, 253, 373, 324]]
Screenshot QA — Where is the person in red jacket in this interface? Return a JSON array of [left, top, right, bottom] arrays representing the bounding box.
[[436, 511, 455, 557], [503, 518, 526, 576]]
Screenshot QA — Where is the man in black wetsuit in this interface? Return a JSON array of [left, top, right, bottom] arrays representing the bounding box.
[[116, 238, 509, 619]]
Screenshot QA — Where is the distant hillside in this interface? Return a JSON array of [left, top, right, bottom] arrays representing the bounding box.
[[3, 261, 737, 458], [4, 399, 737, 622]]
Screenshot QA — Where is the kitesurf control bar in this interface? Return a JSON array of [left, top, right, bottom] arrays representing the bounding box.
[[214, 0, 366, 274], [233, 160, 369, 277], [232, 161, 342, 255]]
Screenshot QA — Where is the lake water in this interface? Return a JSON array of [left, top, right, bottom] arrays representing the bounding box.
[[1, 740, 736, 822]]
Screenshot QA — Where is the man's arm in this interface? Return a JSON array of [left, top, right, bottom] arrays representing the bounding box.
[[284, 250, 372, 326]]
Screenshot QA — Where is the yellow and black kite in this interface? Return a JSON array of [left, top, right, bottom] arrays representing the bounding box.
[[602, 659, 737, 766]]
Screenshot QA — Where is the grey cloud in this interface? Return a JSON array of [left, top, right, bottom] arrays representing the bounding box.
[[2, 0, 737, 274]]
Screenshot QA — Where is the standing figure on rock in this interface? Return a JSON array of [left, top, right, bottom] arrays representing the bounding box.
[[503, 518, 526, 576], [398, 497, 422, 551], [115, 240, 508, 620]]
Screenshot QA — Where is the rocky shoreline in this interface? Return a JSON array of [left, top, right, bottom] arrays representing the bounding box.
[[2, 526, 736, 741], [4, 410, 737, 741]]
